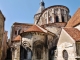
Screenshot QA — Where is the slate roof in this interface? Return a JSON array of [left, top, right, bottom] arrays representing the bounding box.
[[64, 28, 80, 41], [66, 8, 80, 27]]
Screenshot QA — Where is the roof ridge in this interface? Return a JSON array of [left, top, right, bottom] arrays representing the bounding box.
[[13, 35, 21, 41], [25, 25, 47, 33], [36, 25, 47, 33]]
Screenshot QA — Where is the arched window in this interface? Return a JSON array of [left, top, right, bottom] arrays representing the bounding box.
[[15, 31, 17, 35], [56, 16, 59, 22], [62, 50, 68, 60], [62, 16, 64, 22], [20, 46, 32, 60], [18, 29, 21, 35]]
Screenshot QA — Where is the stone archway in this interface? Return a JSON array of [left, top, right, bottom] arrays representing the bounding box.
[[33, 40, 44, 59]]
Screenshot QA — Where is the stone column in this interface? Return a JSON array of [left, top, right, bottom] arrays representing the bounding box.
[[17, 46, 20, 60], [52, 8, 55, 23], [64, 10, 68, 22], [47, 11, 49, 24], [58, 8, 62, 22]]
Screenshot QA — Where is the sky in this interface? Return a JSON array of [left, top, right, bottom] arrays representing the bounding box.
[[0, 0, 80, 38]]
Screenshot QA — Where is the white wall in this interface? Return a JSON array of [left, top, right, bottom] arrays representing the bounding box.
[[57, 29, 76, 60]]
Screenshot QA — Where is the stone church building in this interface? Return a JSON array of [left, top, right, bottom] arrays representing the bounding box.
[[8, 0, 80, 60]]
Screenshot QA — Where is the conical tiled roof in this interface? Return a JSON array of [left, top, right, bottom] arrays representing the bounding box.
[[25, 25, 47, 33], [13, 35, 21, 41], [36, 0, 45, 14]]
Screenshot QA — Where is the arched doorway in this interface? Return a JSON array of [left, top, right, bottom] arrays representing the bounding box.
[[20, 45, 32, 60]]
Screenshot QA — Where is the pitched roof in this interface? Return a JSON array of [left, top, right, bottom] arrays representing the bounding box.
[[25, 25, 47, 33], [64, 28, 80, 41], [13, 22, 33, 26], [13, 35, 21, 41], [66, 8, 80, 27]]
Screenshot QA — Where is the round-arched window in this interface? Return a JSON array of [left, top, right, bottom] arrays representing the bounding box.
[[56, 16, 59, 22], [62, 50, 68, 60], [62, 16, 64, 22]]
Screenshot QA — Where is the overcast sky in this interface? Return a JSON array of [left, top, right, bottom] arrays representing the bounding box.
[[0, 0, 80, 38]]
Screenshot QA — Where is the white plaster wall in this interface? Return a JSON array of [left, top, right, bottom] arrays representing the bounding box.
[[57, 42, 76, 60], [75, 24, 80, 31], [57, 29, 75, 46], [57, 29, 77, 60]]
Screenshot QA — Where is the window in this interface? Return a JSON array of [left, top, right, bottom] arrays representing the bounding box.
[[51, 50, 54, 55], [20, 46, 32, 60], [62, 50, 68, 60], [62, 16, 64, 22], [56, 16, 59, 22], [18, 29, 21, 35], [15, 31, 17, 35], [24, 48, 27, 59]]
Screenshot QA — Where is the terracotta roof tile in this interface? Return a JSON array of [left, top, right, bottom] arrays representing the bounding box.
[[13, 35, 21, 41], [66, 8, 80, 27], [25, 25, 47, 33], [41, 22, 67, 28], [64, 28, 80, 41]]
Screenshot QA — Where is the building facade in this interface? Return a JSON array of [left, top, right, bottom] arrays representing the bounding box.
[[0, 10, 8, 60], [8, 0, 80, 60]]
